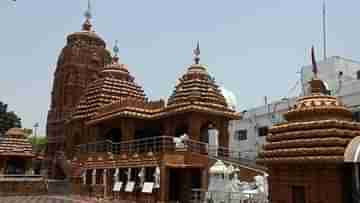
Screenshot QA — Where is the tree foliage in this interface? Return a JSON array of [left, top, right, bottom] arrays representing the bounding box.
[[0, 101, 21, 135], [28, 135, 48, 152]]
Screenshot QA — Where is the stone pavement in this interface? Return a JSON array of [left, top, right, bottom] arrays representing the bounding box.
[[0, 195, 100, 203]]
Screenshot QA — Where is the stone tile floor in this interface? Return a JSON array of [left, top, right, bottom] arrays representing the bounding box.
[[0, 195, 109, 203]]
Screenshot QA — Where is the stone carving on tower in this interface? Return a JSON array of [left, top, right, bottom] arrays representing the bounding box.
[[46, 1, 111, 178]]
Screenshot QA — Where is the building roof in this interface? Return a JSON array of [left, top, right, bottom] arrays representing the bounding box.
[[0, 128, 34, 157], [259, 51, 360, 164], [72, 56, 147, 120], [259, 79, 360, 164], [166, 44, 239, 118], [168, 64, 228, 108]]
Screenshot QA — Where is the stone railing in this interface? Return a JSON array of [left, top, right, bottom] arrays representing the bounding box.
[[76, 136, 267, 173]]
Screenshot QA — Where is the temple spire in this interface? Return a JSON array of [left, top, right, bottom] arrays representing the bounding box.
[[193, 41, 201, 64], [82, 0, 92, 31]]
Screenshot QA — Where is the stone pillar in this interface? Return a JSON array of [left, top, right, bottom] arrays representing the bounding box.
[[82, 170, 86, 185], [354, 165, 359, 191], [159, 165, 168, 203], [121, 119, 134, 141], [218, 121, 229, 148], [92, 169, 97, 185], [164, 119, 176, 136], [113, 168, 119, 183], [25, 160, 33, 174], [103, 169, 107, 198], [0, 158, 5, 174], [188, 116, 201, 141], [201, 168, 208, 192]]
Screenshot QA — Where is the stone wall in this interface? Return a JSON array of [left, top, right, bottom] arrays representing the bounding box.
[[268, 165, 350, 203], [0, 179, 47, 196]]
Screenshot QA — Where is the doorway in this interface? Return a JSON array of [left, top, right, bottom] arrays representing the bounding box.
[[168, 168, 202, 202]]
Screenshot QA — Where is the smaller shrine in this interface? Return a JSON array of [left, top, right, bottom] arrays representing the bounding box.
[[0, 128, 47, 196], [0, 128, 34, 175], [258, 47, 360, 203]]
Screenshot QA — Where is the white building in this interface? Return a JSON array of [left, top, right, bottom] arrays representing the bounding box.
[[229, 56, 360, 160]]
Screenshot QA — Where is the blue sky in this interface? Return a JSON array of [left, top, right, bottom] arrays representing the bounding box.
[[1, 0, 360, 135]]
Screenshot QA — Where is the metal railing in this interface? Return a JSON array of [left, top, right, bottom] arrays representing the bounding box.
[[76, 136, 267, 172]]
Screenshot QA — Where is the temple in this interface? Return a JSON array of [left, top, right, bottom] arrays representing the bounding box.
[[46, 6, 242, 202], [258, 47, 360, 203], [0, 128, 34, 175], [0, 128, 47, 195]]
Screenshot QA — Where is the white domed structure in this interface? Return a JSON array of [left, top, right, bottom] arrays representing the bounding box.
[[219, 87, 238, 110]]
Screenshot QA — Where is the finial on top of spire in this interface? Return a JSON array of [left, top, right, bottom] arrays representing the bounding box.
[[84, 0, 92, 20], [193, 41, 201, 64], [82, 0, 92, 31], [112, 40, 120, 63], [113, 40, 119, 56], [311, 46, 318, 78]]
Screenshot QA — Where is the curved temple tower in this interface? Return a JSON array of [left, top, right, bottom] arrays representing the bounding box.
[[46, 8, 111, 178]]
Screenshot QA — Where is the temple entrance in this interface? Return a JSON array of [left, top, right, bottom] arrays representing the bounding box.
[[292, 186, 306, 203], [168, 168, 202, 202], [5, 158, 26, 174]]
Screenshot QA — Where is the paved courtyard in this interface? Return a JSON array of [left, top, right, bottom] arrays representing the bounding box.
[[0, 195, 101, 203]]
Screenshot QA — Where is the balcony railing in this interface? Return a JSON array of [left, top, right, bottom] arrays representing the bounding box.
[[0, 174, 44, 182], [76, 136, 267, 172]]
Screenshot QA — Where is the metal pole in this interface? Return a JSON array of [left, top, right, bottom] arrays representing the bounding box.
[[322, 1, 327, 60]]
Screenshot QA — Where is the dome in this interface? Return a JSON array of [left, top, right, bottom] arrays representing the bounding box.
[[219, 87, 238, 110]]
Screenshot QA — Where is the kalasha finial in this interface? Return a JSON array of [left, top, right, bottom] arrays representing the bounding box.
[[193, 41, 201, 64], [112, 40, 120, 62], [82, 0, 92, 31], [113, 40, 119, 56], [311, 46, 318, 78], [84, 0, 92, 20]]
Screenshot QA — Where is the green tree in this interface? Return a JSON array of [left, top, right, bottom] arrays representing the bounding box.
[[0, 101, 21, 135], [28, 135, 48, 153]]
